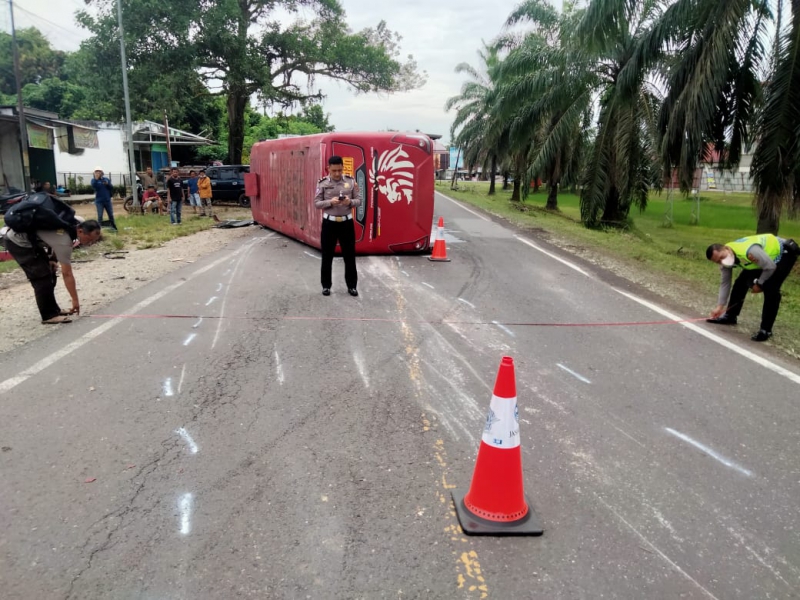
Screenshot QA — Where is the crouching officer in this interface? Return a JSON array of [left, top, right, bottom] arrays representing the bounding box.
[[314, 155, 361, 297], [706, 234, 799, 341], [3, 216, 102, 324]]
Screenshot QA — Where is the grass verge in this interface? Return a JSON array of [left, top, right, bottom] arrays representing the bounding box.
[[1, 206, 252, 274], [436, 181, 800, 359]]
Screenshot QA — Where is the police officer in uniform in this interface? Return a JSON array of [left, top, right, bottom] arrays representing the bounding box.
[[706, 234, 799, 341], [314, 155, 361, 296]]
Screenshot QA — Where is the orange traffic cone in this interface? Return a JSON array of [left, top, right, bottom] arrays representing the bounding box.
[[452, 356, 543, 536], [428, 216, 451, 262]]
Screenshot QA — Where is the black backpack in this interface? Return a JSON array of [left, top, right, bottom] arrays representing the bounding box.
[[3, 193, 78, 239]]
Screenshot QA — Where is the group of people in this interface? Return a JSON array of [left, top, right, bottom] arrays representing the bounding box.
[[89, 166, 215, 227], [139, 166, 214, 224]]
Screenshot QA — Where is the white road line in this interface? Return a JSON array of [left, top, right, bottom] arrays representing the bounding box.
[[353, 351, 370, 389], [304, 251, 321, 260], [163, 378, 174, 397], [176, 427, 199, 454], [401, 271, 410, 277], [212, 241, 262, 350], [192, 317, 203, 329], [216, 283, 223, 292], [274, 350, 284, 385], [665, 427, 753, 477], [492, 320, 516, 338], [435, 191, 491, 221], [179, 493, 194, 535], [595, 495, 721, 600], [0, 247, 252, 395], [205, 296, 218, 306], [177, 365, 186, 394], [223, 269, 231, 277], [556, 363, 592, 384], [515, 235, 591, 277], [183, 333, 197, 347], [422, 282, 435, 289], [458, 298, 476, 309], [613, 289, 800, 386]]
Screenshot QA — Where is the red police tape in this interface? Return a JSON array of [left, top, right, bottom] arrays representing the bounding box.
[[88, 314, 709, 327]]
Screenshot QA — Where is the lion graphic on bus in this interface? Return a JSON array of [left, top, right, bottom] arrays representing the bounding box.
[[372, 146, 414, 204]]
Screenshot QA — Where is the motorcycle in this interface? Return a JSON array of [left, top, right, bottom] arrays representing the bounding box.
[[0, 190, 27, 216]]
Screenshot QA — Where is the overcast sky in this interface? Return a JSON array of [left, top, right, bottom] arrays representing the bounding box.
[[7, 0, 563, 142]]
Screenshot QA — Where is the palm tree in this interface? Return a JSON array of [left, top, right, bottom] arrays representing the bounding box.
[[500, 0, 662, 225], [638, 0, 798, 232], [445, 44, 504, 195], [496, 0, 591, 210]]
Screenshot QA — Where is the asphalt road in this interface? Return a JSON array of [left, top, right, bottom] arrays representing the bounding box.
[[2, 191, 800, 599]]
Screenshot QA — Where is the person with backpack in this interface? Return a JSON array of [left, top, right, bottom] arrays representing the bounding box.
[[91, 167, 118, 230], [2, 193, 102, 324]]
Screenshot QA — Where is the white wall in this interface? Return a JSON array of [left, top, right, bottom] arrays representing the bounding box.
[[54, 125, 128, 177]]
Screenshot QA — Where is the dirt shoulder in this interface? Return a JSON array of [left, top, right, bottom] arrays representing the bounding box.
[[0, 222, 258, 356]]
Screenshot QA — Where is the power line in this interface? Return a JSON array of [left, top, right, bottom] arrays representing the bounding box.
[[13, 4, 86, 43]]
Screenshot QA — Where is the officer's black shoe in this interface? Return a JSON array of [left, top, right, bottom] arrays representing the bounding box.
[[322, 288, 331, 296], [706, 314, 737, 325], [751, 329, 772, 342], [348, 288, 359, 297]]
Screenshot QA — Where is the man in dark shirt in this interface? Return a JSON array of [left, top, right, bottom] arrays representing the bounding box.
[[166, 168, 185, 225]]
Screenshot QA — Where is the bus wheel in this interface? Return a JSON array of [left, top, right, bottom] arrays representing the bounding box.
[[238, 194, 251, 208]]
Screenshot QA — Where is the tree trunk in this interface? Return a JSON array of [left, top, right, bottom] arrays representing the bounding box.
[[546, 180, 559, 210], [226, 87, 248, 164], [511, 178, 521, 202], [600, 187, 624, 225], [502, 171, 509, 190], [756, 210, 780, 234], [546, 151, 561, 209], [488, 154, 497, 196]]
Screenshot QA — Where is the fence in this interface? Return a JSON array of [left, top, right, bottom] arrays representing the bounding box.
[[53, 172, 135, 196]]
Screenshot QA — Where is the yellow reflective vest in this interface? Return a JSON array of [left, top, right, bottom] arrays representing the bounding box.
[[725, 234, 782, 270]]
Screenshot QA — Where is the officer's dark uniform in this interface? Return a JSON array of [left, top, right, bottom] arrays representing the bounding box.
[[314, 174, 361, 293]]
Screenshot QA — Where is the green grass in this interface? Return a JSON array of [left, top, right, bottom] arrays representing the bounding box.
[[436, 181, 800, 358], [1, 207, 252, 273]]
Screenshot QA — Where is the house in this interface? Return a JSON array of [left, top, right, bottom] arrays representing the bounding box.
[[54, 120, 214, 191], [0, 106, 214, 194]]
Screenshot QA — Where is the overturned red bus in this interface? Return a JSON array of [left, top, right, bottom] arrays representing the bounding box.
[[244, 132, 435, 254]]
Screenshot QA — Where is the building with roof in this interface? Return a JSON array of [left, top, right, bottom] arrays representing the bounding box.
[[0, 106, 214, 193]]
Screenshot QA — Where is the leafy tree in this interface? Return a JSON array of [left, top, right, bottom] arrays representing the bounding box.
[[0, 28, 65, 95], [21, 78, 88, 116], [300, 103, 335, 132], [80, 0, 422, 165]]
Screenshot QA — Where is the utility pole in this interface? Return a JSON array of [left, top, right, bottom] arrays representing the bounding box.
[[164, 110, 173, 166], [117, 0, 139, 206], [9, 0, 30, 192]]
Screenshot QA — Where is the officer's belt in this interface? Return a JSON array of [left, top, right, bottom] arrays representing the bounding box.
[[323, 213, 352, 222]]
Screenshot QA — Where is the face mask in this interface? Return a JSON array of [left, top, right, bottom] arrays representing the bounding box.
[[721, 255, 735, 267]]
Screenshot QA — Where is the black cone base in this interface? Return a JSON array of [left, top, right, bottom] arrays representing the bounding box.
[[452, 489, 544, 536]]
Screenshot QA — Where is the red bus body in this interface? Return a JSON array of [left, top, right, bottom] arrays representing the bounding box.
[[246, 132, 434, 254]]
